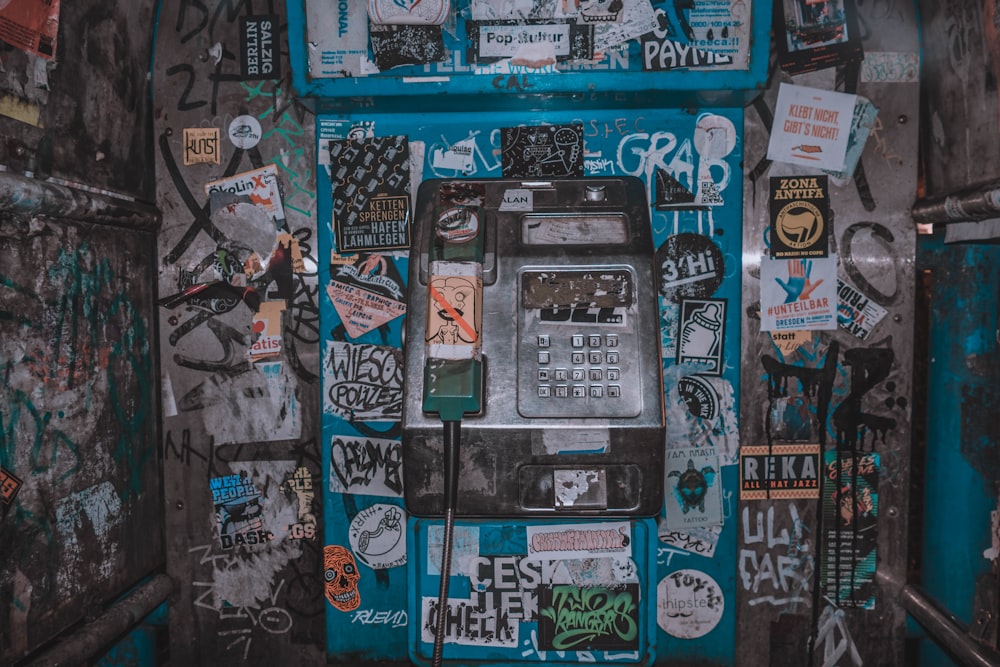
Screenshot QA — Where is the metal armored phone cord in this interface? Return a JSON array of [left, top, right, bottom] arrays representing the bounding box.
[[432, 419, 461, 667]]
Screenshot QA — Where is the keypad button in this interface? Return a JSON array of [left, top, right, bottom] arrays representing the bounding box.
[[571, 352, 585, 365], [607, 368, 620, 381], [590, 385, 604, 398], [589, 368, 603, 381], [538, 386, 551, 397], [608, 385, 621, 398], [606, 351, 619, 364], [572, 385, 587, 398], [538, 334, 550, 347], [538, 351, 550, 364], [571, 335, 584, 348], [554, 368, 568, 381], [538, 369, 550, 381], [605, 334, 619, 347], [572, 368, 585, 381], [588, 351, 603, 364], [588, 334, 602, 347], [555, 385, 569, 398]]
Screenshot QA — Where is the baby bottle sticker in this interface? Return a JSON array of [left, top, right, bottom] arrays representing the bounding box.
[[676, 298, 726, 376]]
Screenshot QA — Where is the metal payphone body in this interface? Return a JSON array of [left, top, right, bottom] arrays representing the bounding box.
[[402, 176, 665, 517]]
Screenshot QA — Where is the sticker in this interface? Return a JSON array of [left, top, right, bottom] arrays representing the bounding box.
[[0, 466, 23, 509], [861, 51, 919, 83], [770, 175, 830, 258], [500, 187, 533, 211], [0, 0, 59, 59], [248, 300, 285, 362], [677, 375, 720, 422], [282, 466, 317, 540], [538, 583, 641, 651], [425, 262, 483, 361], [820, 450, 879, 609], [211, 473, 273, 550], [654, 168, 697, 209], [760, 256, 838, 332], [330, 135, 411, 253], [774, 0, 863, 75], [307, 0, 369, 77], [769, 329, 813, 355], [369, 24, 446, 70], [325, 545, 362, 611], [553, 469, 607, 509], [182, 127, 220, 165], [329, 435, 403, 498], [348, 503, 406, 569], [655, 233, 725, 302], [419, 593, 519, 647], [323, 341, 403, 422], [240, 15, 280, 80], [501, 124, 584, 179], [467, 19, 594, 64], [676, 298, 726, 375], [228, 114, 262, 150], [657, 569, 724, 639], [525, 521, 632, 560], [427, 524, 479, 576], [824, 96, 879, 180], [592, 0, 658, 51], [658, 524, 722, 559], [368, 0, 449, 25], [664, 447, 721, 529], [740, 444, 821, 500], [327, 253, 407, 339], [767, 83, 857, 172], [205, 164, 286, 229], [641, 11, 734, 72], [837, 278, 888, 340]]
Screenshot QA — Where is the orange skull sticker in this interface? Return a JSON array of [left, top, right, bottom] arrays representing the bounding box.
[[324, 545, 361, 612]]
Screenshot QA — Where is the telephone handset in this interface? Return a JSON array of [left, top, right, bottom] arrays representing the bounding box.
[[403, 177, 666, 518]]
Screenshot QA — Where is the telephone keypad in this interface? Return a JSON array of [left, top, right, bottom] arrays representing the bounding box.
[[534, 332, 625, 403]]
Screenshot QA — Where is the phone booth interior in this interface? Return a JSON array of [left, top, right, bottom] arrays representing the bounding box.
[[291, 1, 770, 664]]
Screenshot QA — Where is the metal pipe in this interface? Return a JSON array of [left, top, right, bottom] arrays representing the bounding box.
[[911, 182, 1000, 226], [900, 583, 1000, 667], [0, 171, 160, 232], [23, 573, 176, 667]]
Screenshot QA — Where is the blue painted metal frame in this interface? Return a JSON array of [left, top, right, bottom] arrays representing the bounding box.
[[286, 0, 772, 113], [318, 105, 744, 664]]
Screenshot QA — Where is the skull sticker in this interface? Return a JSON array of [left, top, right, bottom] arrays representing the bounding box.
[[324, 545, 361, 612]]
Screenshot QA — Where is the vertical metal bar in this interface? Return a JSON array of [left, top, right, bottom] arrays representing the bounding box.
[[22, 574, 175, 667]]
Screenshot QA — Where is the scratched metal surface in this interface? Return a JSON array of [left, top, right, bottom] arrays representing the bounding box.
[[737, 1, 920, 665], [917, 0, 1000, 197], [0, 2, 157, 200], [152, 0, 326, 663], [0, 216, 162, 663], [0, 1, 163, 663]]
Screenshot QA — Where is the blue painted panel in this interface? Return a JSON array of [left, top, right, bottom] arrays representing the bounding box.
[[287, 0, 771, 112], [319, 105, 743, 664], [407, 517, 658, 665]]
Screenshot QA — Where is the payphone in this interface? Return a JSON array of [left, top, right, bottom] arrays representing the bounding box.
[[401, 176, 666, 518]]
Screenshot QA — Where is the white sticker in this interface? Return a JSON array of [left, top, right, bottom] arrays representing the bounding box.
[[348, 503, 407, 570], [228, 114, 262, 149], [657, 569, 724, 639], [500, 187, 533, 211], [524, 521, 632, 561]]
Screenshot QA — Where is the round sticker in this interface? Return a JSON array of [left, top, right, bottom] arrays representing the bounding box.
[[348, 503, 407, 570], [228, 114, 262, 150], [677, 375, 720, 422], [655, 233, 725, 303], [435, 206, 479, 242], [657, 569, 724, 639]]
